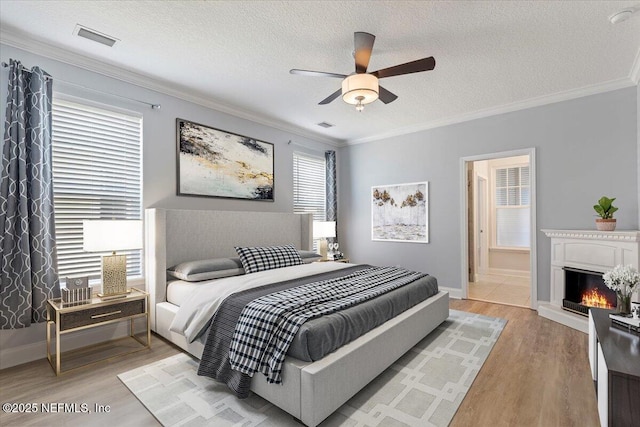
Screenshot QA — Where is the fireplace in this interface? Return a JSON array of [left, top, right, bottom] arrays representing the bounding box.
[[540, 229, 639, 333], [562, 267, 616, 316]]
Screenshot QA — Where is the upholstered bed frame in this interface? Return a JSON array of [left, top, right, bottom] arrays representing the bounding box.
[[145, 208, 449, 426]]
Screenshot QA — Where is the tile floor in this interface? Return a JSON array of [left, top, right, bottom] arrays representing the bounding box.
[[468, 274, 531, 308]]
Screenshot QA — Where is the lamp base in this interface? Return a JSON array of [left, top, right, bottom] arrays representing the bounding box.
[[319, 239, 329, 260], [97, 289, 131, 300], [101, 253, 128, 296]]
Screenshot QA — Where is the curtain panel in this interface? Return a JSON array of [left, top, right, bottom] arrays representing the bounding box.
[[325, 150, 337, 241], [1, 59, 59, 329]]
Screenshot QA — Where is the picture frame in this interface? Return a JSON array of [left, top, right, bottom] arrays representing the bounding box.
[[176, 118, 274, 201], [371, 181, 429, 243], [65, 276, 89, 290]]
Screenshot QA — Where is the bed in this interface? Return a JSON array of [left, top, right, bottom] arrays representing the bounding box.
[[145, 208, 449, 427]]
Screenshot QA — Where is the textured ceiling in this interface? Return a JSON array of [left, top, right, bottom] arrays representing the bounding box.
[[1, 1, 639, 145]]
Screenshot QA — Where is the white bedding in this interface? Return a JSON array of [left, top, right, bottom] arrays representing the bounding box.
[[166, 280, 202, 306], [169, 262, 354, 342]]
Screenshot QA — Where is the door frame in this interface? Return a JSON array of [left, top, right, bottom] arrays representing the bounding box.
[[476, 175, 488, 277], [459, 148, 538, 309]]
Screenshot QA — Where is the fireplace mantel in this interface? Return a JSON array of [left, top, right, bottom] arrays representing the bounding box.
[[539, 229, 640, 333], [542, 229, 640, 242]]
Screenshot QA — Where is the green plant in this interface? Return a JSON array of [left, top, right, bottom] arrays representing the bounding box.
[[593, 196, 618, 219]]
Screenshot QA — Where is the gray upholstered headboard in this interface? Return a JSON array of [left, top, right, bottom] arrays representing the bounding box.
[[144, 208, 313, 328]]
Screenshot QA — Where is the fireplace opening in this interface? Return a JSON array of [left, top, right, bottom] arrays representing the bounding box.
[[562, 267, 616, 316]]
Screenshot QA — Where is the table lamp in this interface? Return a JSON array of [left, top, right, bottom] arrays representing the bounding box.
[[313, 221, 336, 260], [83, 220, 143, 297]]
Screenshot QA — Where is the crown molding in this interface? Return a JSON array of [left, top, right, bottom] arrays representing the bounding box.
[[0, 30, 342, 148], [346, 77, 637, 146]]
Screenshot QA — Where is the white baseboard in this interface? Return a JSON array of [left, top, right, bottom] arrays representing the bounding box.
[[483, 268, 530, 278], [0, 322, 135, 370], [0, 340, 47, 371], [440, 286, 462, 300]]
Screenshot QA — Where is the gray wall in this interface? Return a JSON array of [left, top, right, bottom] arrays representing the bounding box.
[[0, 44, 334, 364], [338, 87, 639, 301], [0, 44, 334, 212]]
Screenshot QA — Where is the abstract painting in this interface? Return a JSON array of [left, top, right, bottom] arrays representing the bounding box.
[[371, 181, 429, 243], [176, 119, 274, 200]]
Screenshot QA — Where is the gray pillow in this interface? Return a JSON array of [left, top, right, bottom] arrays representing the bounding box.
[[167, 257, 245, 282], [299, 250, 322, 263]]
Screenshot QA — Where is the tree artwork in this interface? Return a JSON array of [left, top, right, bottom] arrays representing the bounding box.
[[371, 182, 428, 242]]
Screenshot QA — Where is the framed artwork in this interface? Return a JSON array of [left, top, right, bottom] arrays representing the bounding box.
[[176, 119, 274, 201], [371, 181, 429, 243]]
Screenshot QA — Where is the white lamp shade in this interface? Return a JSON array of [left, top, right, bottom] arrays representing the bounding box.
[[83, 220, 143, 252], [341, 74, 379, 105], [313, 221, 336, 239]]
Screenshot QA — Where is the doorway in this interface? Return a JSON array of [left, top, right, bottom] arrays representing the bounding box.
[[460, 149, 537, 309]]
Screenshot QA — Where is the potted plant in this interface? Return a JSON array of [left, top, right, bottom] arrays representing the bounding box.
[[593, 196, 618, 231]]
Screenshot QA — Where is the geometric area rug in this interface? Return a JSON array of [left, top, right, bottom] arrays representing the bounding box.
[[118, 310, 506, 427]]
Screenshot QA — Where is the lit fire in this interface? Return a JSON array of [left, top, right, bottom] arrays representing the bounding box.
[[581, 289, 613, 309]]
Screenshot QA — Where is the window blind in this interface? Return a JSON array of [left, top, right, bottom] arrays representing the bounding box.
[[293, 152, 326, 221], [52, 98, 142, 280], [495, 165, 530, 248], [496, 207, 530, 247]]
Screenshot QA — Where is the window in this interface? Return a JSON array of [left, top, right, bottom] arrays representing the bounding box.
[[293, 152, 326, 221], [494, 166, 530, 248], [52, 98, 142, 282]]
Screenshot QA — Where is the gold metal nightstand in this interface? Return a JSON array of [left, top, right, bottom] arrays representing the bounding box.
[[46, 287, 150, 375], [318, 258, 350, 263]]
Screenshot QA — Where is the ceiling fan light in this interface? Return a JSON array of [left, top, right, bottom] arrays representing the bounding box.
[[342, 74, 379, 105]]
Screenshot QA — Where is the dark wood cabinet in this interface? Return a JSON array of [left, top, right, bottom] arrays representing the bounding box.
[[588, 308, 640, 427]]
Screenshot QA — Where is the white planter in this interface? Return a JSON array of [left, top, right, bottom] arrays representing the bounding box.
[[595, 219, 616, 231]]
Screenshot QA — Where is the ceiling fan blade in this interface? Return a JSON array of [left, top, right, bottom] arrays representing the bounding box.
[[371, 57, 436, 79], [378, 86, 398, 104], [354, 32, 375, 74], [290, 69, 347, 79], [319, 88, 342, 105]]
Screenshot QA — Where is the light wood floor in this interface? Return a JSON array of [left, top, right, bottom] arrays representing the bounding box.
[[0, 299, 600, 427], [469, 274, 531, 308], [448, 299, 599, 427]]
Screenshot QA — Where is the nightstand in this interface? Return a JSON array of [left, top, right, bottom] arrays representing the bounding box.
[[319, 257, 350, 263], [46, 287, 150, 375]]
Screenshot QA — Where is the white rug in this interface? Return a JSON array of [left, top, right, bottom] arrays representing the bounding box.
[[118, 310, 506, 427]]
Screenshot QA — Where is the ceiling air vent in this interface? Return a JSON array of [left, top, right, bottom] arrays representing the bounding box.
[[74, 24, 119, 47], [317, 122, 334, 128]]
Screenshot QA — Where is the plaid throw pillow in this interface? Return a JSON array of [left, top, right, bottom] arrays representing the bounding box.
[[235, 245, 304, 274]]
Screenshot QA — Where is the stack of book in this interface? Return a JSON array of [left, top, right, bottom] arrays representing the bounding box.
[[609, 313, 640, 335]]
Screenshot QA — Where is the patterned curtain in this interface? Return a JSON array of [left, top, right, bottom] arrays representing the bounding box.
[[1, 59, 59, 329], [325, 150, 337, 242]]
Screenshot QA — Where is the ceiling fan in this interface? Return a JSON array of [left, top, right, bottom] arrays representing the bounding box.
[[290, 32, 436, 112]]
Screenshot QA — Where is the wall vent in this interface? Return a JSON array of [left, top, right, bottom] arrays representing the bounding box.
[[317, 122, 334, 128], [74, 24, 119, 47]]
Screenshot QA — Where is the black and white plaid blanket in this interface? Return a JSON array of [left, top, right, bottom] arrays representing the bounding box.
[[228, 266, 426, 384]]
